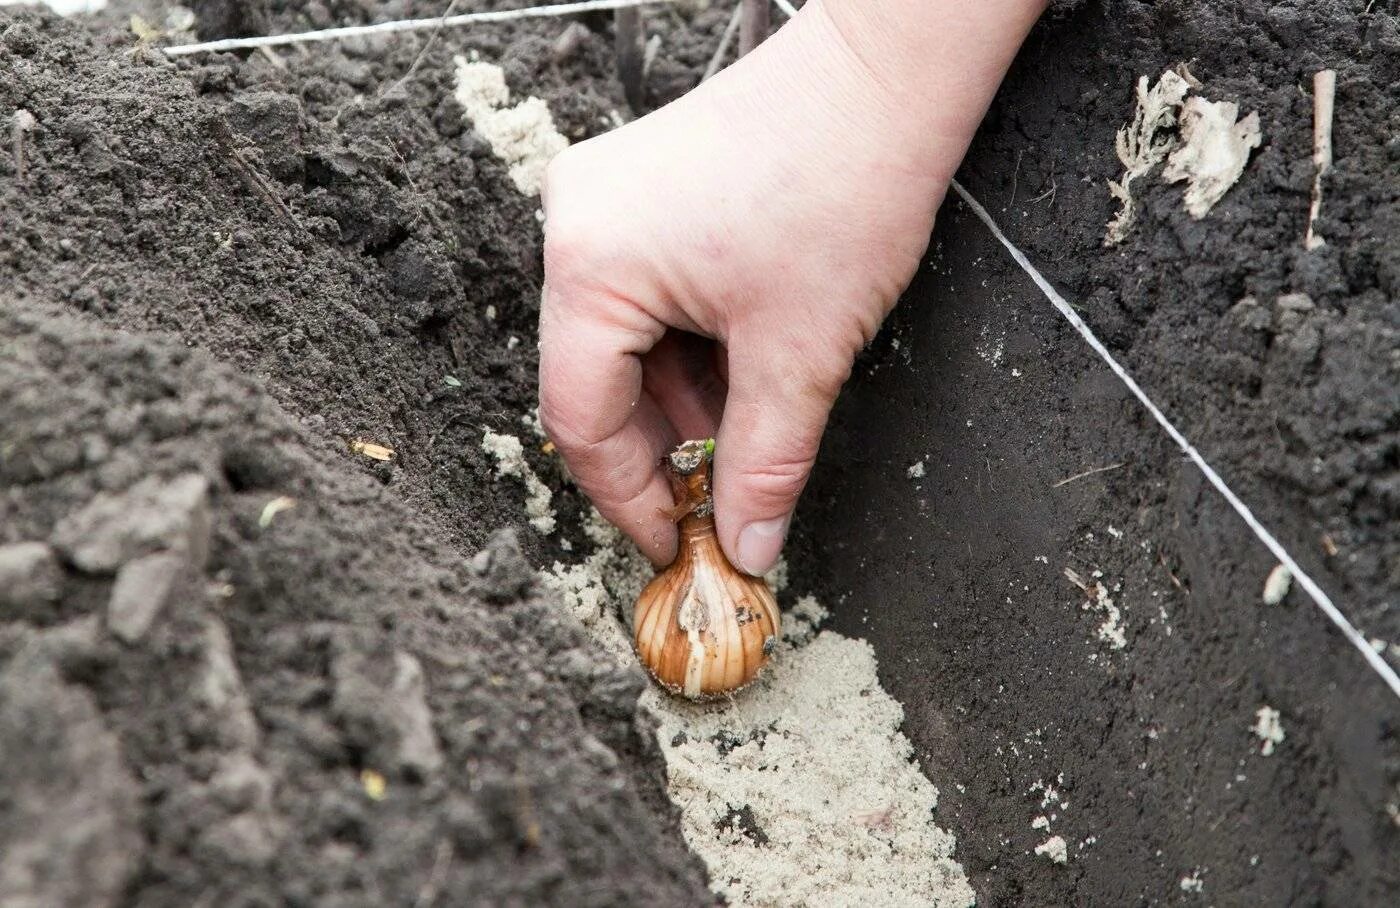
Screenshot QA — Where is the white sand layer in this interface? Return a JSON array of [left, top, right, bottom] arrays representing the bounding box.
[[453, 57, 568, 196], [544, 512, 974, 908]]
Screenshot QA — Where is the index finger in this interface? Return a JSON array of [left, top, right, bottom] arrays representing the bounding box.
[[537, 282, 679, 565]]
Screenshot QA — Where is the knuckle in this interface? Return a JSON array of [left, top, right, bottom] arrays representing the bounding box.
[[738, 456, 814, 508], [537, 395, 585, 455], [788, 343, 852, 401]]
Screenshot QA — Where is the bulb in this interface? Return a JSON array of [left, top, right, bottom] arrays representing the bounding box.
[[633, 440, 781, 700]]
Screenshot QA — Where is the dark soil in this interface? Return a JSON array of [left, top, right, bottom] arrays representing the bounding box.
[[803, 0, 1400, 904], [1, 3, 716, 905], [2, 0, 1397, 905]]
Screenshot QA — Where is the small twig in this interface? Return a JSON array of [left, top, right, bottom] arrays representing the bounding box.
[[212, 123, 300, 231], [11, 109, 36, 187], [413, 839, 454, 908], [228, 148, 299, 229], [1063, 566, 1089, 592], [163, 0, 682, 56], [551, 21, 590, 63], [256, 45, 287, 70], [1157, 551, 1185, 591], [641, 33, 662, 80], [1028, 176, 1058, 206], [1052, 461, 1126, 488], [332, 1, 464, 127], [1304, 68, 1335, 251], [702, 3, 743, 81], [1008, 148, 1024, 206], [383, 0, 463, 102], [614, 6, 645, 110], [738, 0, 769, 56]]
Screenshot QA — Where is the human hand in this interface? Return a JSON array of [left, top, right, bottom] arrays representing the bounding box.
[[538, 0, 1043, 574]]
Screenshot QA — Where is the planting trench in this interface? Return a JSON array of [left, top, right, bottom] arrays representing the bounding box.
[[2, 0, 1398, 905]]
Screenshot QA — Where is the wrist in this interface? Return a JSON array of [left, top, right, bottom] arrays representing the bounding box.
[[807, 0, 1048, 184]]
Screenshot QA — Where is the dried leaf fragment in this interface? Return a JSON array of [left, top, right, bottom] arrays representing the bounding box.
[[129, 15, 162, 42], [1104, 69, 1192, 245], [350, 439, 395, 462], [1161, 96, 1261, 218]]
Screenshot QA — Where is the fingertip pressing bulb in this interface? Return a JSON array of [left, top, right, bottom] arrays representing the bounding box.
[[633, 439, 781, 700]]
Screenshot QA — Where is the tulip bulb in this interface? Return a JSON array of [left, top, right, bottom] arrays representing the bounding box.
[[633, 440, 781, 699]]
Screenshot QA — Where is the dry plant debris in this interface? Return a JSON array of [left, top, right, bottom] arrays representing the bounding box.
[[1304, 69, 1336, 250], [257, 495, 297, 528], [10, 108, 37, 186], [1105, 66, 1261, 243], [349, 439, 395, 461], [1104, 69, 1192, 244], [1161, 96, 1262, 218]]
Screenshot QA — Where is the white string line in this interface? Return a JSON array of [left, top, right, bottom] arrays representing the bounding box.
[[162, 0, 682, 56], [773, 0, 800, 17], [949, 178, 1400, 701]]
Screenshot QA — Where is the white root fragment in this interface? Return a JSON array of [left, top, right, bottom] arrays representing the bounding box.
[[1305, 69, 1336, 251], [1262, 562, 1292, 605], [1104, 69, 1192, 245], [1161, 96, 1262, 218]]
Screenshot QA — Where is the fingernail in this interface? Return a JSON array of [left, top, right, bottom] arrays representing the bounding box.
[[736, 514, 791, 577]]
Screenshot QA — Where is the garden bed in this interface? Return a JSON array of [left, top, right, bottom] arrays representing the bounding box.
[[1, 0, 1396, 904]]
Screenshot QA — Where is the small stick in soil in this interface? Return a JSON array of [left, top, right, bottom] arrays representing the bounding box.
[[256, 45, 288, 70], [1157, 551, 1186, 591], [212, 119, 299, 230], [1052, 461, 1126, 488], [1304, 68, 1336, 251], [384, 0, 462, 102], [1029, 176, 1058, 206], [702, 3, 744, 81], [412, 839, 454, 908], [614, 6, 646, 110], [226, 146, 300, 231], [738, 0, 770, 56], [551, 21, 590, 64], [11, 109, 36, 187], [642, 33, 662, 80]]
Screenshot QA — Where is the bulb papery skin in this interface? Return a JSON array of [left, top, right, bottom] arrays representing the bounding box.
[[634, 524, 781, 699], [633, 443, 781, 700]]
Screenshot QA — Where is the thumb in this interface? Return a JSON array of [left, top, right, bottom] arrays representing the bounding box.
[[711, 333, 850, 576]]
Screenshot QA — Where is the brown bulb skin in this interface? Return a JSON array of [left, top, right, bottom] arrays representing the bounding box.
[[633, 444, 780, 700]]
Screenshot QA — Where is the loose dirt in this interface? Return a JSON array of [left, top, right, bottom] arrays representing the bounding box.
[[3, 0, 1397, 905]]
